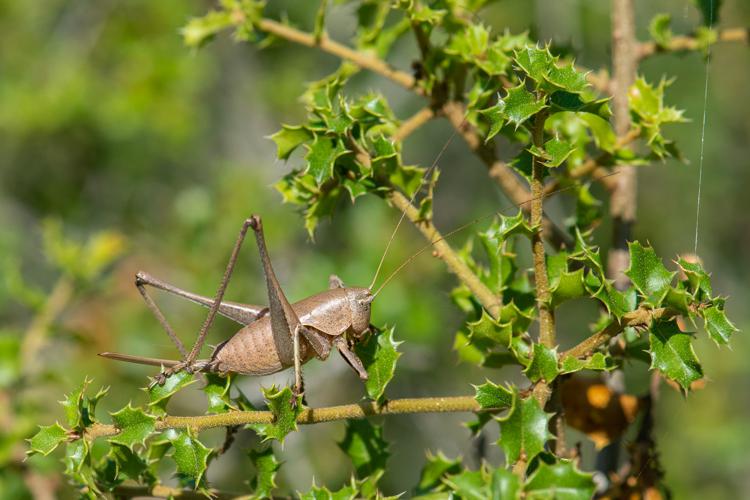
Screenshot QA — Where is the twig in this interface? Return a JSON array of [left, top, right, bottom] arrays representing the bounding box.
[[562, 307, 678, 359], [85, 396, 485, 440], [530, 110, 554, 348], [20, 277, 74, 376], [256, 18, 417, 91], [393, 106, 436, 142], [638, 27, 749, 59], [387, 190, 502, 318]]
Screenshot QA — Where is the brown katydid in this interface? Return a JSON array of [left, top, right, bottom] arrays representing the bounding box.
[[99, 130, 464, 399], [99, 132, 615, 399]]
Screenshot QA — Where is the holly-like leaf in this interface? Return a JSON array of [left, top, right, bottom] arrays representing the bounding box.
[[338, 419, 389, 479], [702, 305, 738, 346], [256, 386, 303, 443], [677, 257, 712, 300], [298, 480, 358, 500], [269, 125, 313, 160], [514, 45, 556, 83], [497, 393, 552, 464], [473, 380, 515, 409], [147, 370, 196, 414], [649, 320, 703, 391], [524, 344, 559, 383], [480, 104, 506, 142], [355, 326, 402, 401], [490, 467, 521, 499], [167, 429, 212, 488], [248, 445, 281, 499], [591, 281, 635, 319], [551, 268, 585, 307], [499, 84, 547, 128], [467, 311, 512, 346], [529, 138, 576, 168], [109, 404, 157, 449], [415, 452, 462, 495], [524, 460, 595, 499], [443, 469, 487, 500], [305, 136, 347, 185], [28, 422, 68, 456], [545, 63, 589, 94], [110, 443, 152, 482], [625, 242, 675, 305], [559, 352, 613, 374], [203, 373, 234, 414]]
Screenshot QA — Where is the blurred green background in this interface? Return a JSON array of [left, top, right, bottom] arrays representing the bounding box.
[[1, 0, 748, 497]]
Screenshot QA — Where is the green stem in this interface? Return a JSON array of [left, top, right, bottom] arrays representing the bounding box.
[[85, 396, 487, 440]]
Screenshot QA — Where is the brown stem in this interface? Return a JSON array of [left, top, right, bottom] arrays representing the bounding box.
[[256, 18, 417, 91], [530, 110, 555, 348], [85, 396, 485, 440], [387, 190, 502, 318], [609, 0, 638, 290], [638, 27, 749, 59], [562, 306, 678, 359]]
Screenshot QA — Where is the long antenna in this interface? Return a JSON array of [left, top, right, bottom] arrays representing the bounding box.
[[371, 170, 621, 298], [369, 122, 462, 290], [693, 0, 713, 255]]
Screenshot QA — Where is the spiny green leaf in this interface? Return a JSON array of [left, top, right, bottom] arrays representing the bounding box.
[[625, 241, 675, 305], [500, 84, 547, 128], [64, 439, 89, 476], [416, 452, 462, 495], [524, 344, 559, 383], [649, 14, 673, 48], [248, 445, 281, 499], [481, 104, 506, 142], [269, 125, 313, 160], [445, 23, 490, 60], [338, 419, 389, 479], [168, 429, 212, 488], [147, 370, 196, 414], [28, 423, 68, 456], [514, 45, 555, 83], [109, 404, 157, 449], [545, 63, 589, 94], [468, 310, 513, 346], [677, 257, 712, 300], [443, 469, 487, 500], [203, 373, 234, 414], [559, 352, 613, 374], [591, 281, 635, 319], [298, 480, 358, 500], [490, 467, 521, 499], [702, 305, 738, 345], [473, 380, 515, 409], [110, 443, 152, 482], [528, 138, 576, 168], [60, 378, 104, 429], [257, 386, 302, 443], [497, 393, 552, 464], [649, 320, 703, 391], [551, 268, 585, 307], [305, 136, 347, 185], [524, 460, 595, 499], [355, 326, 402, 402]]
